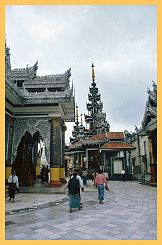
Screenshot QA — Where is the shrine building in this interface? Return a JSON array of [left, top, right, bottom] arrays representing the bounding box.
[[5, 42, 75, 187]]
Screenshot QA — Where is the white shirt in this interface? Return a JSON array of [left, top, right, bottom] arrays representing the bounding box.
[[121, 170, 125, 175], [8, 175, 19, 188]]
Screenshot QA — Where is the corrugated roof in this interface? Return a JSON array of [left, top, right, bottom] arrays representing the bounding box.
[[100, 142, 136, 150]]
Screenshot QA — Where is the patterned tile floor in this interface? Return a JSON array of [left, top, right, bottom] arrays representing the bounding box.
[[5, 181, 157, 240]]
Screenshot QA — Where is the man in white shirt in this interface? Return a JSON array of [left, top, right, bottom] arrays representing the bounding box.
[[8, 171, 19, 202]]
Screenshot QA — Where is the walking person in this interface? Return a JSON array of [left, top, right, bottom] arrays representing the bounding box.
[[121, 169, 126, 182], [68, 172, 81, 213], [8, 170, 19, 203], [45, 165, 50, 183], [68, 168, 73, 178], [82, 168, 88, 186], [95, 169, 108, 204], [71, 169, 84, 207], [92, 171, 97, 187], [40, 165, 45, 182]]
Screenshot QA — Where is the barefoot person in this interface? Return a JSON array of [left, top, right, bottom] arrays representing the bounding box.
[[95, 169, 108, 204], [68, 172, 81, 213]]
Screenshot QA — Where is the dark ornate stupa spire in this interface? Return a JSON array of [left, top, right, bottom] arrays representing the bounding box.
[[70, 105, 86, 144], [70, 63, 110, 144], [85, 63, 110, 135]]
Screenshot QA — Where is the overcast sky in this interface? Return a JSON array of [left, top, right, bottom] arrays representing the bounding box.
[[5, 5, 157, 144]]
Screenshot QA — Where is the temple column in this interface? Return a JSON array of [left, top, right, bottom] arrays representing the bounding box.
[[148, 133, 157, 183], [49, 117, 62, 187], [86, 149, 88, 169], [5, 117, 14, 181], [80, 154, 83, 168], [36, 156, 41, 178], [60, 122, 67, 183]]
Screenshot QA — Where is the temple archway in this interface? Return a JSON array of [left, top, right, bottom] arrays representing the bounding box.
[[12, 131, 33, 185], [12, 130, 46, 186]]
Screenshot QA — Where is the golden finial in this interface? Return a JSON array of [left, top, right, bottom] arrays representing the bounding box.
[[91, 62, 95, 81]]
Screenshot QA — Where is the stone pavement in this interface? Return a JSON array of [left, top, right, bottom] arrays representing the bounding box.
[[5, 181, 157, 240]]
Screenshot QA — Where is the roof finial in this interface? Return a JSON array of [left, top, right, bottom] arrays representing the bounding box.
[[91, 62, 95, 82]]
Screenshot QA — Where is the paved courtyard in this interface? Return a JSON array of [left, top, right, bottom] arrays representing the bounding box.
[[5, 180, 157, 240]]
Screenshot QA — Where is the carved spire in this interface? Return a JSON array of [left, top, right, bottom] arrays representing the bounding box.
[[80, 113, 83, 126], [5, 40, 11, 73], [92, 62, 95, 82], [76, 104, 79, 122], [85, 63, 110, 135]]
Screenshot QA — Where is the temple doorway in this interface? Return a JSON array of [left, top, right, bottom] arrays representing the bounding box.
[[12, 131, 45, 186]]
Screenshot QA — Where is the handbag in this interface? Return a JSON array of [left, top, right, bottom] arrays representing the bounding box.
[[105, 186, 109, 191]]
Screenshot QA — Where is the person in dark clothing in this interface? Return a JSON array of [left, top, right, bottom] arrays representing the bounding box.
[[40, 165, 45, 182], [121, 169, 126, 182], [45, 165, 50, 183], [68, 172, 81, 213]]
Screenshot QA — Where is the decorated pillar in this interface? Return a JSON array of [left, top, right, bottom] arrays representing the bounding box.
[[60, 122, 67, 183], [49, 117, 62, 187], [5, 116, 14, 181]]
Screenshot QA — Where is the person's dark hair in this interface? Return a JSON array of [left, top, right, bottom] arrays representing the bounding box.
[[98, 169, 103, 174], [74, 169, 78, 174], [73, 172, 77, 178]]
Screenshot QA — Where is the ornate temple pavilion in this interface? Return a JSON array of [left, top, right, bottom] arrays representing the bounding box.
[[5, 43, 75, 187], [68, 64, 135, 179]]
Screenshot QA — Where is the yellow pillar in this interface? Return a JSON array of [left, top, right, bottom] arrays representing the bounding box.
[[49, 167, 62, 187], [60, 167, 67, 183], [5, 166, 12, 181], [36, 157, 41, 177]]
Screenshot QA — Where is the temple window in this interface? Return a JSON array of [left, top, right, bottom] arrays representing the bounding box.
[[17, 80, 24, 87], [48, 87, 64, 92], [27, 88, 45, 93]]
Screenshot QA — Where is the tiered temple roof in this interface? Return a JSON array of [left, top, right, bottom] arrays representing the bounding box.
[[142, 81, 157, 129], [70, 106, 86, 144], [69, 131, 125, 149], [5, 43, 74, 119], [70, 63, 110, 145], [84, 63, 110, 135]]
